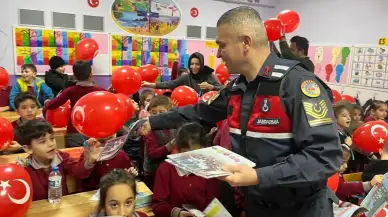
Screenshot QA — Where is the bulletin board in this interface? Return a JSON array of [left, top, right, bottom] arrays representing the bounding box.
[[308, 45, 352, 85], [110, 34, 221, 81], [13, 26, 110, 75], [349, 46, 388, 89]]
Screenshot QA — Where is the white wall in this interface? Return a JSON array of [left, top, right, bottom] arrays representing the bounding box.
[[275, 0, 388, 104], [0, 0, 276, 77]]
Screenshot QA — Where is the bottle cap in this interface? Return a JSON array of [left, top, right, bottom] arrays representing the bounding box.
[[52, 166, 59, 172]]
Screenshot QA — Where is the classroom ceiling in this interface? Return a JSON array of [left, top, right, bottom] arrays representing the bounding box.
[[212, 0, 279, 8]]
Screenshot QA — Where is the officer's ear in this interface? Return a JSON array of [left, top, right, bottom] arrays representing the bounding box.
[[240, 35, 252, 52]]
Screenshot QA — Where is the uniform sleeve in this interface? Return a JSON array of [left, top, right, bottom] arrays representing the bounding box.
[[44, 88, 70, 110], [256, 70, 342, 188], [41, 83, 54, 99], [149, 88, 229, 130], [9, 84, 21, 110], [152, 163, 174, 217], [61, 152, 94, 179], [155, 75, 186, 89], [145, 133, 170, 161], [205, 178, 219, 207]]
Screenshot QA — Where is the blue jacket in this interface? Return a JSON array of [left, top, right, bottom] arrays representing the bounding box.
[[9, 77, 54, 110]]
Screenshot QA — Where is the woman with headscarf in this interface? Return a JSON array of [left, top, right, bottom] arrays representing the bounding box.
[[141, 52, 222, 96]]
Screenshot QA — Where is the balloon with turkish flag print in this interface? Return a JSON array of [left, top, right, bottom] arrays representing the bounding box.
[[331, 89, 342, 104], [341, 94, 356, 103], [327, 173, 339, 192], [0, 67, 9, 88], [215, 64, 230, 85], [0, 116, 13, 151], [264, 18, 283, 42], [138, 64, 159, 82], [75, 38, 99, 61], [171, 86, 199, 107], [201, 91, 218, 103], [0, 163, 33, 217], [353, 121, 388, 153], [276, 10, 300, 33], [45, 100, 71, 128]]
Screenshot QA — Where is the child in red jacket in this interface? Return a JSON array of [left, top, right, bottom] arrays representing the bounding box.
[[14, 119, 100, 201], [143, 95, 176, 189], [336, 144, 384, 202], [152, 122, 218, 217]]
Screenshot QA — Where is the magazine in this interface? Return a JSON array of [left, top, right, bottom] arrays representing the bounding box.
[[98, 133, 129, 161], [183, 198, 232, 217], [166, 146, 256, 179], [334, 172, 388, 217]]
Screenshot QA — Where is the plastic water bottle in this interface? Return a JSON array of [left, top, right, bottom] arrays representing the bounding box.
[[48, 166, 62, 204]]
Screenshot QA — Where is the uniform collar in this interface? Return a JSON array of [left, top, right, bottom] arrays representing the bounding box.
[[28, 151, 62, 170]]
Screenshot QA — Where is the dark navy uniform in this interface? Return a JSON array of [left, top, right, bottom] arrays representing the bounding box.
[[148, 52, 342, 217]]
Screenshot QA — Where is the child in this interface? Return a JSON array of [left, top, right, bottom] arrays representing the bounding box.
[[14, 119, 101, 201], [138, 89, 155, 119], [9, 64, 54, 110], [152, 122, 218, 217], [143, 95, 176, 188], [334, 104, 352, 146], [347, 104, 363, 134], [77, 135, 137, 192], [336, 144, 384, 202], [91, 169, 148, 217], [45, 56, 69, 96], [362, 142, 388, 181], [364, 100, 387, 122], [11, 93, 41, 128], [44, 60, 106, 147]]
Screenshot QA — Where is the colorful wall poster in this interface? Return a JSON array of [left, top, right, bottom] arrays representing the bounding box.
[[308, 46, 352, 85], [14, 27, 109, 75], [111, 0, 181, 36], [349, 46, 388, 89], [111, 35, 221, 80]]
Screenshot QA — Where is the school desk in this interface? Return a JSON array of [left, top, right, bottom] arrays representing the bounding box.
[[26, 182, 154, 217]]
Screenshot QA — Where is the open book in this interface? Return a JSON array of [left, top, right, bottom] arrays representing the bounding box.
[[183, 198, 232, 217], [334, 172, 388, 217], [166, 146, 256, 179], [98, 133, 129, 161]]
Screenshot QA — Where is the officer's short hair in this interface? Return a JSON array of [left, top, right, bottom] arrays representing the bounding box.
[[291, 36, 310, 56], [217, 6, 267, 47]]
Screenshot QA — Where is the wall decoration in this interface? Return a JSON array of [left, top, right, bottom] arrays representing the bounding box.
[[190, 7, 199, 18], [308, 45, 352, 85], [349, 46, 388, 89], [88, 0, 100, 8], [111, 0, 181, 36], [13, 27, 109, 75], [111, 34, 221, 80]]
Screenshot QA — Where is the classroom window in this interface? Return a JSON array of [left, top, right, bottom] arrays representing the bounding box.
[[206, 27, 217, 40], [18, 9, 45, 26], [52, 12, 76, 29], [186, 25, 202, 39], [83, 15, 104, 32]]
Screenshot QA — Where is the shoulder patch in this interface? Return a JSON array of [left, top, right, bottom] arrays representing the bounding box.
[[301, 80, 321, 98], [302, 98, 333, 127], [208, 91, 220, 105]]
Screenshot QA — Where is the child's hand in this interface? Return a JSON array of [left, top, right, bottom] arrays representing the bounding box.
[[171, 99, 179, 107], [179, 211, 194, 217], [169, 138, 176, 147], [16, 157, 29, 167], [86, 138, 99, 146], [6, 141, 23, 153], [209, 127, 218, 136], [126, 167, 138, 177], [345, 137, 352, 146], [85, 141, 103, 164], [370, 174, 384, 186]]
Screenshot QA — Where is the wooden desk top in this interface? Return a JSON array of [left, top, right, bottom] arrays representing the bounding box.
[[26, 189, 154, 217]]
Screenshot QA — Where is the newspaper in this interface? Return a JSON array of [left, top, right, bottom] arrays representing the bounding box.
[[334, 172, 388, 217], [166, 146, 256, 179], [98, 133, 129, 161], [183, 198, 232, 217]]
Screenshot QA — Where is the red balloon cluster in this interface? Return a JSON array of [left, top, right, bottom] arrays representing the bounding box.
[[215, 64, 230, 85], [154, 89, 171, 96], [0, 117, 13, 151], [341, 94, 356, 103], [138, 65, 159, 82], [353, 121, 388, 153], [171, 86, 199, 107], [112, 66, 142, 95], [201, 91, 218, 103], [331, 89, 356, 104], [46, 100, 71, 128], [0, 164, 33, 217], [71, 91, 127, 138], [115, 93, 134, 121], [264, 10, 300, 42], [75, 38, 99, 61], [0, 67, 9, 88]]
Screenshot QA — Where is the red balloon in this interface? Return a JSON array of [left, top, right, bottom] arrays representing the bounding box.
[[0, 117, 13, 151], [264, 18, 283, 42], [353, 121, 388, 153], [201, 91, 218, 103], [171, 86, 199, 107], [75, 38, 99, 61], [0, 67, 9, 88], [138, 65, 159, 82], [331, 89, 341, 104], [112, 66, 142, 95], [327, 173, 339, 192], [215, 64, 230, 85], [277, 10, 300, 33], [0, 164, 33, 217], [71, 91, 127, 138], [341, 94, 356, 103], [46, 100, 71, 128], [154, 89, 171, 96], [115, 93, 134, 121]]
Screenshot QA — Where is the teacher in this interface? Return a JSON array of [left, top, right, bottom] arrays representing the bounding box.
[[141, 52, 222, 96]]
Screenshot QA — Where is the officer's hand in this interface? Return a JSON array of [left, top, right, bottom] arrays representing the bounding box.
[[141, 81, 156, 88], [221, 165, 258, 187], [139, 120, 152, 136], [199, 82, 213, 90]]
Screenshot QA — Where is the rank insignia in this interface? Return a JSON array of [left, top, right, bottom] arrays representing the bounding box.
[[303, 99, 333, 127], [301, 80, 321, 98], [208, 92, 220, 105]]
